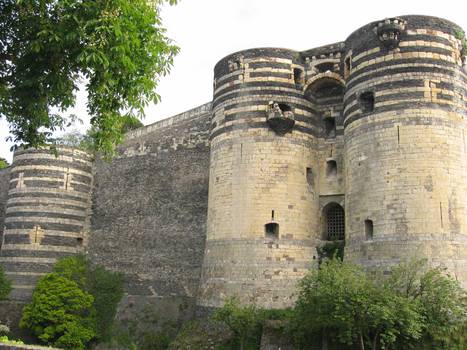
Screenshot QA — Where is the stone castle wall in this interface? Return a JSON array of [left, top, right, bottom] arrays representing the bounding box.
[[0, 147, 93, 301], [198, 48, 320, 309], [87, 104, 211, 318], [0, 167, 10, 246], [343, 16, 467, 287], [0, 16, 465, 330]]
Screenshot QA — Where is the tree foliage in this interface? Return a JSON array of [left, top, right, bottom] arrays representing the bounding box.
[[20, 255, 124, 349], [52, 255, 124, 342], [289, 258, 467, 350], [0, 157, 9, 169], [213, 297, 264, 350], [387, 259, 467, 349], [0, 265, 11, 301], [54, 115, 144, 153], [0, 0, 178, 157], [20, 273, 96, 350]]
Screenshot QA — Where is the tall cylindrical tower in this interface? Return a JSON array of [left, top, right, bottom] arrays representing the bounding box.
[[343, 16, 467, 287], [0, 147, 93, 300], [198, 48, 321, 309]]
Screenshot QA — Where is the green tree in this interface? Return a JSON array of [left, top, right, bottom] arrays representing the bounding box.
[[20, 273, 96, 350], [0, 157, 9, 169], [86, 265, 124, 342], [53, 255, 124, 342], [387, 259, 467, 350], [213, 297, 264, 350], [21, 256, 124, 348], [0, 265, 12, 300], [55, 115, 144, 153], [289, 258, 466, 350], [0, 0, 178, 157], [290, 259, 423, 350]]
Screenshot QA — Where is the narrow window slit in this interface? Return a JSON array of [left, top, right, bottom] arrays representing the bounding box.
[[365, 220, 374, 240], [306, 167, 314, 186], [344, 56, 351, 78]]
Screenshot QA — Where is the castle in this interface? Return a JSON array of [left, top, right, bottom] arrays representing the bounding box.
[[0, 15, 466, 324]]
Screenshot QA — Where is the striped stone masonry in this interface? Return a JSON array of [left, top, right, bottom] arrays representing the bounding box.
[[0, 147, 93, 301], [0, 15, 465, 317], [199, 14, 467, 310]]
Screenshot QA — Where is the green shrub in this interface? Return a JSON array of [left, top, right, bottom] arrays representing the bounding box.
[[213, 297, 264, 350], [316, 241, 344, 263], [0, 335, 24, 345], [86, 265, 124, 342], [53, 255, 124, 342], [455, 29, 467, 57], [20, 256, 124, 349], [20, 273, 96, 350], [140, 331, 172, 350], [288, 258, 467, 350]]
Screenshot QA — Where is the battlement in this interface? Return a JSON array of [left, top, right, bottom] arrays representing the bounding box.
[[125, 102, 212, 141]]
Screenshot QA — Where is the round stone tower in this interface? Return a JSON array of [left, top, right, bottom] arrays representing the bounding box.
[[343, 15, 467, 287], [198, 48, 321, 309], [0, 146, 93, 300]]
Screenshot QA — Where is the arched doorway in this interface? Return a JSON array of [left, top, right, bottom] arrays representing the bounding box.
[[322, 202, 345, 241]]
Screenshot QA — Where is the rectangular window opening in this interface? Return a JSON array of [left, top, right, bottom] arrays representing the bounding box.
[[359, 91, 375, 113], [306, 167, 314, 186], [293, 68, 304, 86], [365, 219, 374, 240], [326, 160, 337, 177], [265, 222, 279, 239], [324, 117, 336, 138]]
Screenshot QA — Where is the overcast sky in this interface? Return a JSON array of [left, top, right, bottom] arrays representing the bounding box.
[[1, 0, 466, 163]]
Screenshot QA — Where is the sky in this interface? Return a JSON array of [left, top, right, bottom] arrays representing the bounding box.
[[1, 0, 466, 163]]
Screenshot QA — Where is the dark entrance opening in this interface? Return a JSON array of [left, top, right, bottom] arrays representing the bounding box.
[[322, 203, 345, 241], [265, 222, 279, 239]]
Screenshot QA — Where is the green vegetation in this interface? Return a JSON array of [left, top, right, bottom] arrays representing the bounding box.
[[316, 240, 344, 263], [0, 0, 178, 157], [20, 274, 96, 349], [289, 258, 466, 350], [55, 115, 144, 155], [20, 255, 124, 349], [10, 255, 466, 350], [455, 29, 467, 57], [213, 297, 264, 350], [0, 335, 24, 345], [208, 259, 466, 350], [0, 157, 8, 169]]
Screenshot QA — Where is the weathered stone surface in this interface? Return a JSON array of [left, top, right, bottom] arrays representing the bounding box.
[[0, 16, 465, 335], [0, 167, 10, 248], [0, 147, 93, 301], [88, 104, 210, 315]]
